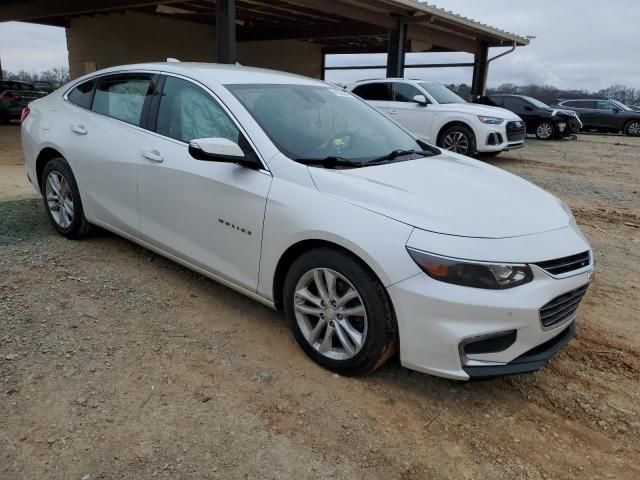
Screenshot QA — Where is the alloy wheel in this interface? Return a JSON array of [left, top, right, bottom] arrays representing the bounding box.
[[45, 171, 74, 228], [442, 131, 470, 154], [293, 268, 367, 361], [537, 122, 553, 139], [628, 121, 640, 136]]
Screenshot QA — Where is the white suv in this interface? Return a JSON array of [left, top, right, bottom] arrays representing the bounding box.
[[348, 78, 526, 157]]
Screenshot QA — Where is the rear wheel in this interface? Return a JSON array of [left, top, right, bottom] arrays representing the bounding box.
[[283, 247, 397, 376], [535, 121, 555, 140], [438, 125, 476, 157], [625, 120, 640, 136], [41, 157, 92, 239]]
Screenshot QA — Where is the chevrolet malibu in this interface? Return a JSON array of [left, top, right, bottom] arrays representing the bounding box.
[[21, 63, 594, 380]]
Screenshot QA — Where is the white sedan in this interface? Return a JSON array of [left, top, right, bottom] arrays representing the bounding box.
[[21, 63, 593, 380]]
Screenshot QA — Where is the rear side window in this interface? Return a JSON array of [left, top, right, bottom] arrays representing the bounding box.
[[352, 83, 392, 101], [156, 76, 241, 144], [92, 74, 154, 126], [67, 80, 96, 109], [392, 82, 423, 102], [564, 100, 594, 109]]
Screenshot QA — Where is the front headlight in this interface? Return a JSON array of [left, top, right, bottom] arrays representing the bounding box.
[[477, 115, 505, 125], [406, 249, 533, 289]]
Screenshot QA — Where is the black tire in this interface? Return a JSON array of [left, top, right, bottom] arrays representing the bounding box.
[[624, 120, 640, 137], [437, 124, 476, 157], [283, 247, 398, 376], [41, 157, 93, 239], [535, 121, 555, 140]]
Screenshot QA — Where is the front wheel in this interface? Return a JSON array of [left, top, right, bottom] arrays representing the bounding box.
[[625, 120, 640, 136], [41, 157, 92, 239], [283, 248, 397, 376], [535, 121, 555, 139], [438, 125, 476, 157]]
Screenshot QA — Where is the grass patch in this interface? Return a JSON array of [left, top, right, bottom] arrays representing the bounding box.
[[0, 197, 54, 245]]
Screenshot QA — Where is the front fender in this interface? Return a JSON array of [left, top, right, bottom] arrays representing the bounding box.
[[257, 176, 420, 301]]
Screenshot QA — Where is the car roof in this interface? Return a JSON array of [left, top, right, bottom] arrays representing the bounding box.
[[74, 62, 326, 87]]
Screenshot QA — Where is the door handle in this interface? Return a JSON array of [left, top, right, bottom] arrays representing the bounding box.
[[388, 110, 398, 115], [71, 124, 87, 135], [141, 149, 164, 163]]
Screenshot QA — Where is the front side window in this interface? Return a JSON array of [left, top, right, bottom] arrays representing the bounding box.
[[352, 83, 392, 101], [67, 79, 96, 109], [418, 83, 466, 104], [502, 97, 528, 112], [392, 83, 423, 103], [156, 76, 241, 144], [227, 84, 421, 162], [92, 74, 154, 126], [596, 100, 617, 111]]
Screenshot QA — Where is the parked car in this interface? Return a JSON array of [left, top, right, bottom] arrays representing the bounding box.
[[21, 63, 593, 380], [0, 80, 47, 123], [347, 78, 525, 157], [33, 81, 55, 94], [553, 99, 640, 136], [630, 105, 640, 112], [476, 94, 582, 140]]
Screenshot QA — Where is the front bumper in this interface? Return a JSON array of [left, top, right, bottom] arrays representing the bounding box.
[[387, 226, 593, 381], [476, 120, 526, 153], [463, 321, 576, 379]]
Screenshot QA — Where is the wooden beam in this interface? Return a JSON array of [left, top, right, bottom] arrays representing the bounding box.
[[0, 0, 186, 22], [279, 0, 479, 53], [238, 21, 385, 42]]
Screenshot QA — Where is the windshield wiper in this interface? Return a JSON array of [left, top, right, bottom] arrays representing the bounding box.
[[295, 156, 363, 169], [365, 148, 438, 165]]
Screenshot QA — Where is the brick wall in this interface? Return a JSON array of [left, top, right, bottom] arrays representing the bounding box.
[[66, 10, 323, 80]]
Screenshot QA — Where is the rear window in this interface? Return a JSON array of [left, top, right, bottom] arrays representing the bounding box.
[[67, 79, 96, 109]]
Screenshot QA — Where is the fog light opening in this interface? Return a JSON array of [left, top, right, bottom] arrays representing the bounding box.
[[459, 330, 518, 365]]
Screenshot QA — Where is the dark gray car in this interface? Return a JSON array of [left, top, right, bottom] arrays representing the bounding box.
[[553, 99, 640, 136], [0, 80, 47, 123]]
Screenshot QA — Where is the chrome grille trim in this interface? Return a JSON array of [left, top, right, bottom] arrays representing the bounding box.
[[534, 251, 591, 276], [539, 284, 589, 328]]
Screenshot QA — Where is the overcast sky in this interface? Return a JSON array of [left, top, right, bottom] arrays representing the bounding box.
[[0, 0, 638, 91]]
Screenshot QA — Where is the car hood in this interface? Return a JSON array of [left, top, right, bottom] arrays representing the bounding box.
[[438, 102, 521, 120], [309, 152, 570, 238]]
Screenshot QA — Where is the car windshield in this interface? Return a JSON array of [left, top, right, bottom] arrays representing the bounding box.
[[227, 84, 423, 163], [522, 96, 550, 109], [418, 83, 466, 104]]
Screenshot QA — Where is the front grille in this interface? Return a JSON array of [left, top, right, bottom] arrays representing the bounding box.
[[506, 121, 526, 141], [535, 251, 590, 276], [539, 284, 589, 328]]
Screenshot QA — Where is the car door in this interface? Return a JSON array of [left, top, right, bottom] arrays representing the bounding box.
[[388, 82, 434, 142], [137, 75, 272, 292], [594, 100, 622, 130], [566, 100, 597, 128], [502, 97, 534, 129], [60, 73, 156, 235]]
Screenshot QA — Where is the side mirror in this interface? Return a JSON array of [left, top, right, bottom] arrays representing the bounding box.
[[412, 94, 429, 106], [189, 137, 260, 169]]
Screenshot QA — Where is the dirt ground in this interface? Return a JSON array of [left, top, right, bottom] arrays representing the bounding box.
[[1, 124, 639, 479]]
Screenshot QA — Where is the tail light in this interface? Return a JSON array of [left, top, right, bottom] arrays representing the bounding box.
[[20, 107, 31, 123], [4, 92, 20, 103]]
